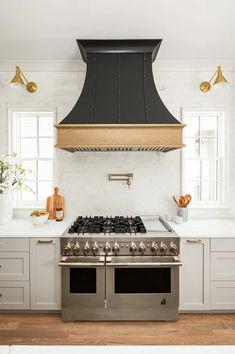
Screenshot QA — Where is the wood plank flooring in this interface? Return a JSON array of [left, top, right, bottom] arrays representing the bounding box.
[[0, 313, 234, 345]]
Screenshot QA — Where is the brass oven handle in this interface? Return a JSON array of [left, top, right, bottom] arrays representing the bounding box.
[[37, 240, 53, 244], [186, 240, 202, 244], [59, 262, 104, 266], [105, 262, 182, 267]]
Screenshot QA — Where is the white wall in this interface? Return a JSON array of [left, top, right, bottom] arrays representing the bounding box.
[[0, 60, 234, 218]]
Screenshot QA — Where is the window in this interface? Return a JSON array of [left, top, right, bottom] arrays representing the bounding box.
[[10, 111, 54, 207], [182, 111, 228, 208]]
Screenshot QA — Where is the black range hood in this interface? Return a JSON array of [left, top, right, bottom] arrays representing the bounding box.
[[56, 39, 185, 152]]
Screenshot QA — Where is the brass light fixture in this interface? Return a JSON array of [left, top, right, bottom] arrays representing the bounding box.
[[200, 66, 228, 93], [9, 66, 37, 93]]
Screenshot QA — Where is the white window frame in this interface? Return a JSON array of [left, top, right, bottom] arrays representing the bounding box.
[[8, 109, 56, 209], [181, 109, 230, 209]]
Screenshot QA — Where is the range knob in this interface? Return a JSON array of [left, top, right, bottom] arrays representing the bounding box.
[[103, 242, 111, 254], [151, 241, 159, 254], [91, 242, 99, 255], [160, 241, 168, 253], [64, 241, 72, 255], [83, 242, 90, 255], [138, 242, 146, 255], [72, 242, 80, 256], [170, 241, 178, 253], [112, 242, 120, 255], [130, 242, 137, 254]]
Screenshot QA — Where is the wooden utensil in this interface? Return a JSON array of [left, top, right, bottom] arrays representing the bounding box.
[[179, 195, 186, 207], [184, 194, 192, 207], [173, 195, 179, 207]]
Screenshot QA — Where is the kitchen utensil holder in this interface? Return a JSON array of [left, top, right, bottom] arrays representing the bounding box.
[[178, 207, 188, 222]]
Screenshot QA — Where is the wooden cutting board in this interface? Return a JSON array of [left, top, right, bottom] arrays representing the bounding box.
[[46, 187, 65, 219]]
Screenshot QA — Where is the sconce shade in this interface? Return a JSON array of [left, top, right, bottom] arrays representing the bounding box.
[[9, 67, 25, 88], [213, 66, 228, 86]]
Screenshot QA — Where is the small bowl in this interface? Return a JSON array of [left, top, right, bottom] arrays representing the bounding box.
[[31, 214, 49, 225]]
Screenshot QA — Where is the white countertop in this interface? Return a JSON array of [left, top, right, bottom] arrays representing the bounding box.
[[9, 346, 235, 354], [0, 347, 9, 354], [1, 216, 235, 238], [168, 218, 235, 238], [0, 218, 73, 237]]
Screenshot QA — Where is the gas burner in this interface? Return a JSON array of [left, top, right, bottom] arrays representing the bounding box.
[[68, 216, 147, 235]]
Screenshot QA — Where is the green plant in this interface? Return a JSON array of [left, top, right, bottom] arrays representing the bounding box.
[[0, 152, 33, 194]]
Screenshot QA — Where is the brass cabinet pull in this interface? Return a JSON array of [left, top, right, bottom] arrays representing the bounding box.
[[37, 240, 53, 244], [186, 239, 202, 244]]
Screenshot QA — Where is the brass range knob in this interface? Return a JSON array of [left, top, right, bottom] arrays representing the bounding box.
[[83, 241, 90, 255], [170, 241, 177, 253], [91, 242, 99, 255], [138, 242, 146, 255], [103, 242, 111, 254], [112, 242, 120, 254], [151, 241, 159, 254], [160, 241, 168, 253], [130, 241, 137, 254], [64, 241, 72, 255], [72, 242, 80, 256]]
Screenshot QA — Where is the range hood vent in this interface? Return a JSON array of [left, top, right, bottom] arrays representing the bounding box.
[[55, 39, 185, 152]]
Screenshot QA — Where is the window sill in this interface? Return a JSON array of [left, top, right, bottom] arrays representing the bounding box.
[[189, 204, 231, 210], [14, 204, 45, 210]]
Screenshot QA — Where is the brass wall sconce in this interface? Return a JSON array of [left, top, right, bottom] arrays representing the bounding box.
[[9, 66, 37, 93], [200, 66, 228, 93], [109, 173, 133, 188]]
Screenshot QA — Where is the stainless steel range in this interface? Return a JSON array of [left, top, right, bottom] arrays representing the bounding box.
[[59, 216, 181, 321]]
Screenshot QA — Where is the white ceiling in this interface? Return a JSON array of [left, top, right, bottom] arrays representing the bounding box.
[[0, 0, 234, 61]]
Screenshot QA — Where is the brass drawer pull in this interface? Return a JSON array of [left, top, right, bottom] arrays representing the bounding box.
[[186, 239, 202, 244], [37, 240, 53, 244]]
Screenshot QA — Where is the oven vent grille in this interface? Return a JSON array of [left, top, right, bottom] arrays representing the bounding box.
[[60, 146, 179, 153]]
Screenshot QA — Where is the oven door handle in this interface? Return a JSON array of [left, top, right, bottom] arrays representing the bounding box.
[[59, 262, 104, 266], [105, 262, 182, 267]]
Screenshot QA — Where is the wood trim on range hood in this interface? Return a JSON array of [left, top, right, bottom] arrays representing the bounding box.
[[55, 124, 186, 152]]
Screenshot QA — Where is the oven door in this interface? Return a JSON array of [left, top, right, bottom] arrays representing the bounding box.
[[59, 256, 105, 308], [105, 256, 182, 308]]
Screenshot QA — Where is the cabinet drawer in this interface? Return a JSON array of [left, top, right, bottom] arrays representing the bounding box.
[[211, 238, 235, 252], [0, 238, 29, 252], [0, 252, 29, 281], [210, 281, 235, 310], [211, 252, 235, 281], [0, 281, 30, 309]]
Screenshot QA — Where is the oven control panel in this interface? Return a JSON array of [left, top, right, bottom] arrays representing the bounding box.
[[60, 238, 179, 256]]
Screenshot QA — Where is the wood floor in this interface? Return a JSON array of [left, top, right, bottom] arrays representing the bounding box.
[[0, 313, 234, 345]]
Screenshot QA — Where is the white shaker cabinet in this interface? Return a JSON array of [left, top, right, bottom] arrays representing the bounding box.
[[0, 238, 30, 310], [179, 238, 210, 311], [210, 238, 235, 310], [30, 238, 61, 310]]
